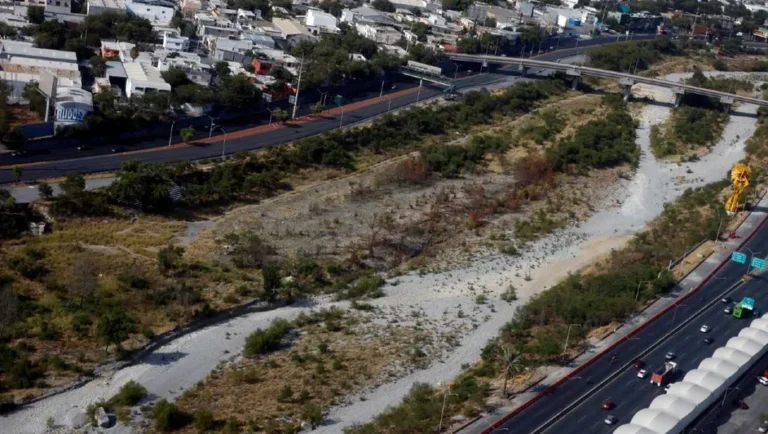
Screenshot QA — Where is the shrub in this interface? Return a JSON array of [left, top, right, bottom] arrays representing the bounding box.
[[339, 275, 385, 300], [193, 409, 216, 433], [301, 403, 324, 429], [475, 294, 488, 304], [500, 285, 517, 302], [153, 399, 187, 431], [109, 380, 147, 407], [243, 319, 292, 357], [277, 385, 293, 403], [157, 244, 184, 273]]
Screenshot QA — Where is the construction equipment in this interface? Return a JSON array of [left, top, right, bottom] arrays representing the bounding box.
[[650, 361, 677, 386], [725, 163, 751, 214], [733, 297, 755, 319]]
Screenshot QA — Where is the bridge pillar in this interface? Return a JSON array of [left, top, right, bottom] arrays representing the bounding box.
[[519, 64, 527, 76], [720, 96, 735, 113], [571, 76, 579, 90], [672, 87, 685, 108], [619, 78, 634, 102]]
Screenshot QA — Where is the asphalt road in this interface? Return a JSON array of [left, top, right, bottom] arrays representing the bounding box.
[[0, 34, 659, 185], [493, 217, 768, 434]]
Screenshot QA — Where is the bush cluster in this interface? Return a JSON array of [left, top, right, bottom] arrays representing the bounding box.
[[243, 319, 293, 357]]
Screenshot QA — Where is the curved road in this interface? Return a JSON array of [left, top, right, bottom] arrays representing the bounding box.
[[0, 34, 657, 185]]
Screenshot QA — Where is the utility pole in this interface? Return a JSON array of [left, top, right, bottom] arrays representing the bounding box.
[[291, 55, 304, 119]]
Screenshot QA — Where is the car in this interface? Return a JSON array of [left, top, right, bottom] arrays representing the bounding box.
[[77, 145, 89, 152], [734, 400, 748, 410], [633, 360, 645, 369], [700, 325, 710, 333], [111, 146, 126, 153], [758, 426, 766, 433], [10, 150, 27, 157], [444, 93, 458, 101], [602, 400, 615, 410], [703, 337, 714, 344], [637, 369, 648, 379], [758, 376, 768, 386], [722, 297, 731, 303], [665, 352, 676, 360], [725, 306, 733, 314], [604, 415, 618, 425]]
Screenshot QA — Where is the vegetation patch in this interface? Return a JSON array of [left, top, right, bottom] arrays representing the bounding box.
[[650, 106, 727, 158]]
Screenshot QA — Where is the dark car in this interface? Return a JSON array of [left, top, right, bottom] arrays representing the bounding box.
[[111, 146, 126, 153], [10, 150, 27, 157], [703, 337, 714, 344], [734, 400, 748, 410], [77, 145, 90, 152], [633, 360, 645, 369], [602, 400, 615, 410]]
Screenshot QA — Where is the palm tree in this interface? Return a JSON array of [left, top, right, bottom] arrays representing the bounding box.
[[499, 344, 523, 398]]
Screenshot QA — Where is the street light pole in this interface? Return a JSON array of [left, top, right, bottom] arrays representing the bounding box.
[[721, 387, 740, 407], [746, 249, 761, 274], [207, 116, 214, 138], [339, 106, 344, 128], [218, 126, 227, 158], [564, 324, 581, 352], [168, 121, 174, 147], [266, 108, 274, 127], [291, 55, 304, 119], [453, 63, 459, 79], [416, 79, 423, 102], [380, 79, 385, 98], [438, 391, 458, 433]]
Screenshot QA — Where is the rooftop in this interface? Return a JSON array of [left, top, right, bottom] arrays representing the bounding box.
[[56, 86, 93, 105], [87, 0, 125, 8], [0, 39, 77, 63], [124, 61, 171, 89], [273, 17, 312, 36]]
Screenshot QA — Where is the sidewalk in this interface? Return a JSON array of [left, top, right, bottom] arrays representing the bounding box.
[[458, 191, 768, 434]]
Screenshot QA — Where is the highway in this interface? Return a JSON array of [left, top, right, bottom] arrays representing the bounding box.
[[490, 216, 768, 434], [0, 34, 656, 185]]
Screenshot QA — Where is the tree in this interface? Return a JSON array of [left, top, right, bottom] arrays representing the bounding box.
[[484, 17, 497, 28], [218, 74, 261, 110], [158, 244, 185, 273], [273, 108, 289, 123], [27, 5, 44, 24], [411, 22, 429, 41], [12, 166, 21, 182], [221, 231, 275, 268], [96, 309, 137, 352], [161, 67, 190, 88], [0, 287, 18, 336], [61, 173, 86, 196], [130, 46, 140, 61], [497, 343, 522, 397], [38, 182, 53, 200], [23, 82, 47, 118], [262, 264, 281, 300], [109, 160, 175, 211], [311, 102, 324, 114], [214, 61, 232, 78], [71, 254, 98, 308], [174, 84, 214, 106], [180, 126, 195, 143], [441, 0, 472, 11], [89, 56, 107, 77], [371, 0, 395, 12]]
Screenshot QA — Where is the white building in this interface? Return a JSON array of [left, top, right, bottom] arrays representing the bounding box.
[[389, 0, 426, 9], [87, 0, 126, 15], [125, 0, 174, 25], [305, 8, 339, 33], [163, 31, 190, 51], [45, 0, 71, 15], [354, 23, 402, 44], [124, 61, 171, 98], [272, 17, 315, 45], [0, 40, 77, 64], [427, 13, 445, 26]]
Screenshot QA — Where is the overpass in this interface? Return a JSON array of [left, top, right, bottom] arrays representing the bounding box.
[[449, 53, 768, 110]]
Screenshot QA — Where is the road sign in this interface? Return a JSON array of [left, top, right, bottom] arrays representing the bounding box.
[[334, 95, 343, 106], [751, 257, 766, 269], [731, 251, 747, 264], [289, 95, 296, 104]]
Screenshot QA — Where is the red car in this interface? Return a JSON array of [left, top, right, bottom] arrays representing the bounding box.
[[602, 400, 615, 410], [633, 360, 645, 369], [734, 400, 748, 410]]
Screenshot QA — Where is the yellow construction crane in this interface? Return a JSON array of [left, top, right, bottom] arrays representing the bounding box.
[[725, 163, 751, 214]]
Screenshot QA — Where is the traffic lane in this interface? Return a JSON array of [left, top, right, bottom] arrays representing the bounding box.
[[689, 345, 768, 433], [558, 276, 768, 434], [495, 269, 743, 433], [496, 224, 768, 434]]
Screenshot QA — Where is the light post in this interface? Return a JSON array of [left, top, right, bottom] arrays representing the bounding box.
[[168, 121, 174, 147], [266, 108, 275, 127], [217, 126, 227, 159], [416, 79, 423, 102], [438, 391, 458, 433], [291, 55, 304, 119], [563, 324, 581, 352], [672, 303, 687, 325], [384, 95, 392, 113], [339, 106, 344, 128], [721, 386, 740, 407], [715, 213, 725, 243], [316, 89, 328, 107], [207, 115, 215, 138], [635, 280, 651, 301], [453, 63, 460, 79], [379, 79, 385, 98]]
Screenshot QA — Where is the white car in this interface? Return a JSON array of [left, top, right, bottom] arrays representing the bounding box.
[[637, 369, 648, 379], [604, 415, 618, 425], [700, 325, 710, 333], [759, 376, 768, 386]]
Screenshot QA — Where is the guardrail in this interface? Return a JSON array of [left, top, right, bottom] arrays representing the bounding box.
[[479, 192, 768, 434]]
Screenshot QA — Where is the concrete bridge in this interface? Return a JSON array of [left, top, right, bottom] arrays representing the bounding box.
[[448, 53, 767, 110]]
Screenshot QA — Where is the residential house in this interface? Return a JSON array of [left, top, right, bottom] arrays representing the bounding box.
[[163, 31, 190, 51], [210, 37, 253, 62], [305, 8, 339, 33], [87, 0, 126, 15], [272, 17, 315, 45], [124, 61, 171, 97], [125, 0, 174, 25], [354, 23, 402, 44]]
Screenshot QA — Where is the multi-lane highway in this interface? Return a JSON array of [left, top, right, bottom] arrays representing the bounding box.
[[0, 34, 658, 185], [489, 216, 768, 434]]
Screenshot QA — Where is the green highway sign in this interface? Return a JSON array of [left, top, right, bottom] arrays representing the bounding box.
[[334, 95, 343, 106], [751, 257, 766, 269], [731, 251, 747, 264]]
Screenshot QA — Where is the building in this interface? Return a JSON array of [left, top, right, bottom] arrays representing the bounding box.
[[180, 0, 200, 16], [54, 87, 93, 128], [195, 12, 238, 38], [124, 61, 170, 98], [210, 37, 252, 62], [305, 8, 339, 33], [354, 23, 402, 44], [0, 40, 77, 64], [125, 0, 174, 25], [272, 17, 315, 45], [163, 31, 190, 51], [389, 0, 426, 9], [87, 0, 126, 15], [45, 0, 71, 15], [341, 6, 397, 26], [155, 49, 211, 85], [241, 33, 275, 49]]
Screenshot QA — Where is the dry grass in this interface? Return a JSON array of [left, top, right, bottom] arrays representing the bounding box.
[[175, 314, 438, 431]]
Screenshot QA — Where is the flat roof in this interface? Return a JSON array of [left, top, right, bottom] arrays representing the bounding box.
[[88, 0, 125, 8], [106, 61, 127, 78], [272, 17, 312, 36], [0, 39, 77, 63], [56, 86, 93, 105], [124, 61, 171, 90], [4, 56, 80, 72]]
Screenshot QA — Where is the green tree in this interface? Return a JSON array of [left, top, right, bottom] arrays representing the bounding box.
[[174, 84, 214, 106], [312, 102, 325, 114], [441, 0, 472, 11], [27, 5, 44, 24], [37, 182, 53, 199], [96, 309, 137, 352], [262, 264, 281, 300], [214, 61, 232, 78], [23, 82, 48, 118], [371, 0, 395, 12], [153, 399, 186, 432], [161, 67, 190, 88], [193, 410, 215, 433], [218, 74, 261, 110], [129, 46, 140, 60], [12, 166, 21, 182], [301, 403, 324, 429], [89, 56, 107, 77], [109, 160, 175, 211], [273, 108, 289, 123], [180, 126, 195, 143]]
